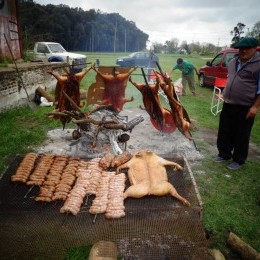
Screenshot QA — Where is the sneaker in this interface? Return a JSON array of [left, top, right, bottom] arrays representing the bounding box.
[[227, 162, 241, 170], [214, 156, 229, 163]]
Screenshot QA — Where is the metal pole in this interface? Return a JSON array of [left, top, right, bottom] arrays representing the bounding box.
[[124, 29, 126, 52], [113, 21, 117, 52]]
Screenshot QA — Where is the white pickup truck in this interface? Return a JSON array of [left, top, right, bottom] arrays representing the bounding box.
[[32, 42, 87, 72]]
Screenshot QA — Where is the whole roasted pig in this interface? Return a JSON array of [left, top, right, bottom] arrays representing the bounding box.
[[116, 150, 190, 206]]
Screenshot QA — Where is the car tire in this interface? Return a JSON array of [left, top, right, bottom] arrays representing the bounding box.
[[199, 74, 205, 87]]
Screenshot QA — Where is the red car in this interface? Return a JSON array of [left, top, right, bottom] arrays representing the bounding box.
[[199, 47, 260, 87]]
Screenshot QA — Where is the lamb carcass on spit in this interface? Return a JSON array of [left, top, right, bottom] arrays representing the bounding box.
[[129, 76, 176, 133], [154, 71, 193, 140], [49, 66, 92, 111], [91, 66, 137, 112], [48, 66, 92, 127], [116, 150, 190, 206]]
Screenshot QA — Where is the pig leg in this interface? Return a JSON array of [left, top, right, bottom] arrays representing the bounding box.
[[158, 157, 183, 170], [169, 184, 190, 206], [150, 182, 190, 206], [124, 182, 149, 199]]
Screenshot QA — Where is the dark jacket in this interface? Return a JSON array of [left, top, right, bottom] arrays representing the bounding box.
[[223, 54, 260, 106]]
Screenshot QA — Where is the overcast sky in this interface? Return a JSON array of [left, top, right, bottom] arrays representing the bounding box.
[[33, 0, 259, 47]]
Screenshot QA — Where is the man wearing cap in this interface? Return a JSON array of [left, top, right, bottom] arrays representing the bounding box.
[[215, 37, 260, 170], [169, 58, 199, 96]]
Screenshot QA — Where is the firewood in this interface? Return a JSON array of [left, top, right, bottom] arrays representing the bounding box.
[[192, 247, 225, 260], [36, 86, 55, 102], [88, 241, 118, 260], [227, 232, 260, 260]]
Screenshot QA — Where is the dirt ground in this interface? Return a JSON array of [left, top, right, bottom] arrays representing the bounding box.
[[37, 107, 260, 165]]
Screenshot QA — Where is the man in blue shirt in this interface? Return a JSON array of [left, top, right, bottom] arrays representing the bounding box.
[[169, 58, 199, 96]]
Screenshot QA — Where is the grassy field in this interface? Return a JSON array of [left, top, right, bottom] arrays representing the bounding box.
[[0, 52, 259, 257]]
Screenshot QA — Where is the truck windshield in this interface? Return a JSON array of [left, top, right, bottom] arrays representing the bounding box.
[[48, 43, 66, 53]]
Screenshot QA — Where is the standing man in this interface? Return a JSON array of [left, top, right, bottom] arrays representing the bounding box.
[[169, 58, 199, 96], [216, 37, 260, 170]]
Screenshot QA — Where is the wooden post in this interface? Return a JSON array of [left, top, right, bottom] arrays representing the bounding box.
[[227, 232, 260, 259]]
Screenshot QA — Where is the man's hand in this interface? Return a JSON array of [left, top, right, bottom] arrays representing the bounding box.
[[247, 96, 260, 118], [246, 106, 258, 118]]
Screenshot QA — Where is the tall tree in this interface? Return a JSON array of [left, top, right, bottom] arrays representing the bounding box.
[[230, 22, 245, 47], [18, 0, 148, 52], [247, 21, 260, 41], [179, 41, 190, 54], [165, 38, 179, 53]]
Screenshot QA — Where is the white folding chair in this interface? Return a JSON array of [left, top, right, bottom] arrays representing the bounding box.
[[210, 78, 227, 116]]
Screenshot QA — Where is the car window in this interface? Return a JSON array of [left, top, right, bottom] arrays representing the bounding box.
[[129, 52, 137, 58], [48, 44, 65, 53], [135, 53, 141, 59], [136, 53, 145, 59], [223, 53, 237, 67], [37, 44, 49, 53], [151, 54, 158, 61], [211, 54, 223, 66]]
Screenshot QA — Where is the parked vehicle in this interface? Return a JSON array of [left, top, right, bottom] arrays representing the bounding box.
[[116, 51, 159, 68], [198, 47, 260, 87], [32, 42, 87, 72]]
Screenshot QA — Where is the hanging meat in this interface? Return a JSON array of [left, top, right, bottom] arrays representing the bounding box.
[[129, 76, 176, 133], [116, 150, 190, 206], [48, 66, 92, 127], [91, 66, 137, 111], [154, 70, 193, 140]]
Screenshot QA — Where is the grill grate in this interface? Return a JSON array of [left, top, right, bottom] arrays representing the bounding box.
[[0, 154, 207, 259]]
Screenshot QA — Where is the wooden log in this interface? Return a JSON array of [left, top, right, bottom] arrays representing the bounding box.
[[36, 86, 55, 102], [192, 247, 226, 260], [227, 232, 260, 260], [88, 240, 118, 260]]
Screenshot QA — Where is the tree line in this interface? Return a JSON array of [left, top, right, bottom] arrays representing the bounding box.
[[19, 0, 149, 52], [18, 1, 260, 55], [153, 21, 260, 55]]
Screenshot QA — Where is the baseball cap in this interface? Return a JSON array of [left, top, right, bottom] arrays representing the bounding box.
[[234, 37, 258, 49], [177, 58, 183, 65]]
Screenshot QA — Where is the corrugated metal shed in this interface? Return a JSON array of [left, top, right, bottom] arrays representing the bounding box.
[[0, 0, 21, 59]]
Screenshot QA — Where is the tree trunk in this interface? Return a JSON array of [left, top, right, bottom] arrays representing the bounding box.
[[227, 232, 260, 260]]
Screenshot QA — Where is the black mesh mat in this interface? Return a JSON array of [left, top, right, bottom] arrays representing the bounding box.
[[0, 154, 207, 259]]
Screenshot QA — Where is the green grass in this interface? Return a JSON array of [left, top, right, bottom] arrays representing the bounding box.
[[193, 157, 260, 253], [0, 52, 260, 257], [0, 106, 61, 173]]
